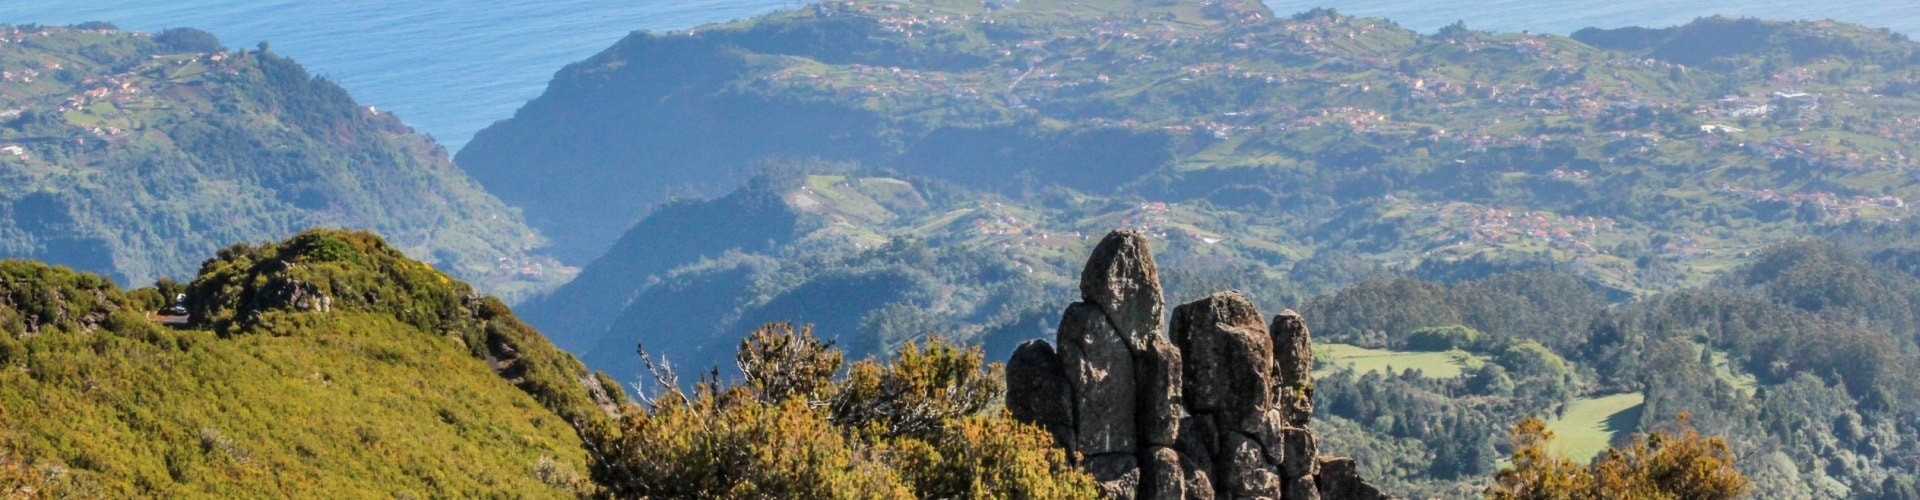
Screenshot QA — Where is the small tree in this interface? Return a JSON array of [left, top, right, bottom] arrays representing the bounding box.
[[737, 323, 843, 405], [1489, 413, 1747, 500]]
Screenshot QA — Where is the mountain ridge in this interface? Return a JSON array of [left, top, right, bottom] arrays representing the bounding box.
[[0, 24, 569, 301]]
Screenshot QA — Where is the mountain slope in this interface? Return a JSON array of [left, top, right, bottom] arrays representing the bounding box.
[[462, 0, 1920, 296], [517, 174, 801, 353], [0, 229, 616, 496], [0, 25, 567, 300]]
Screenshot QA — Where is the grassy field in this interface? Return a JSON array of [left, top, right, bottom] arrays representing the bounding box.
[[1316, 343, 1485, 379], [1545, 392, 1646, 464], [1704, 346, 1759, 396]]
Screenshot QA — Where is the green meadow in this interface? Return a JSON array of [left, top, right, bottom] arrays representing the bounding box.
[[1545, 393, 1647, 464], [1316, 343, 1486, 379]]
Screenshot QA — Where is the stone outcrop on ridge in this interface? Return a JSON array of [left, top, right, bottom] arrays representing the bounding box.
[[1008, 230, 1390, 500]]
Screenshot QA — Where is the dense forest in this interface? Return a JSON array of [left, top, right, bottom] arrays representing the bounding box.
[[1298, 225, 1920, 497]]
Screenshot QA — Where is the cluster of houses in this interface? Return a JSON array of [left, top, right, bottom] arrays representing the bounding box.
[[766, 63, 988, 104], [493, 256, 557, 280], [0, 28, 52, 45], [58, 76, 144, 114], [0, 67, 38, 83], [768, 0, 1920, 207], [816, 0, 973, 39], [1417, 202, 1615, 255], [1715, 183, 1906, 222]]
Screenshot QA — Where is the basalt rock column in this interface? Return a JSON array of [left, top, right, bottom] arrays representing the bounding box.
[[1007, 230, 1391, 500], [1059, 301, 1139, 456], [1060, 230, 1178, 496], [1171, 292, 1272, 434], [1271, 309, 1314, 428], [1172, 292, 1283, 498], [1079, 230, 1165, 350]]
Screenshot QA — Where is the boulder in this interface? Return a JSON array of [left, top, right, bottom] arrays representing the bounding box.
[[1080, 230, 1164, 349], [1281, 427, 1319, 480], [1286, 476, 1320, 500], [1141, 446, 1187, 500], [1316, 457, 1389, 500], [1007, 339, 1073, 428], [1270, 309, 1312, 390], [1178, 445, 1216, 500], [1007, 339, 1076, 450], [1058, 301, 1137, 455], [1219, 431, 1283, 498], [1257, 409, 1288, 465], [1270, 310, 1315, 427], [1172, 292, 1272, 432], [1136, 335, 1183, 446], [1086, 453, 1144, 500], [1174, 415, 1218, 483]]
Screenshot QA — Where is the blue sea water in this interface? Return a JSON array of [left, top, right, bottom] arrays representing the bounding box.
[[2, 1, 1914, 152]]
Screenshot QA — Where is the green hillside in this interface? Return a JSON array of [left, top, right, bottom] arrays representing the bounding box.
[[0, 25, 568, 300], [0, 230, 617, 496], [464, 0, 1920, 299]]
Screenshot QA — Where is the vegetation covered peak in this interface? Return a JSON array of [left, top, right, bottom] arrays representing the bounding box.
[[0, 259, 131, 336], [0, 230, 612, 496]]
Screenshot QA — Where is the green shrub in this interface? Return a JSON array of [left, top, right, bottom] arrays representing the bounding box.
[[591, 322, 1095, 498], [1407, 324, 1485, 351]]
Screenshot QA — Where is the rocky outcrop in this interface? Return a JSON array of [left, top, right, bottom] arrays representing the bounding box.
[[1270, 310, 1314, 428], [1008, 230, 1391, 499]]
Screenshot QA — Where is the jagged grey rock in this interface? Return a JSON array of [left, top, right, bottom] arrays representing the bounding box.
[[1059, 301, 1138, 455], [1080, 230, 1164, 349], [1258, 409, 1289, 465], [1141, 446, 1188, 500], [1175, 415, 1218, 493], [1087, 453, 1144, 500], [1178, 441, 1217, 500], [1281, 427, 1319, 480], [1136, 335, 1183, 447], [1317, 458, 1389, 500], [1271, 309, 1315, 427], [1270, 309, 1313, 389], [1220, 431, 1283, 498], [1007, 339, 1074, 447], [1288, 476, 1322, 500], [1006, 231, 1393, 500], [1172, 291, 1272, 434]]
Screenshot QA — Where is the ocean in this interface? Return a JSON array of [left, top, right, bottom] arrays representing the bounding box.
[[2, 1, 1914, 152]]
